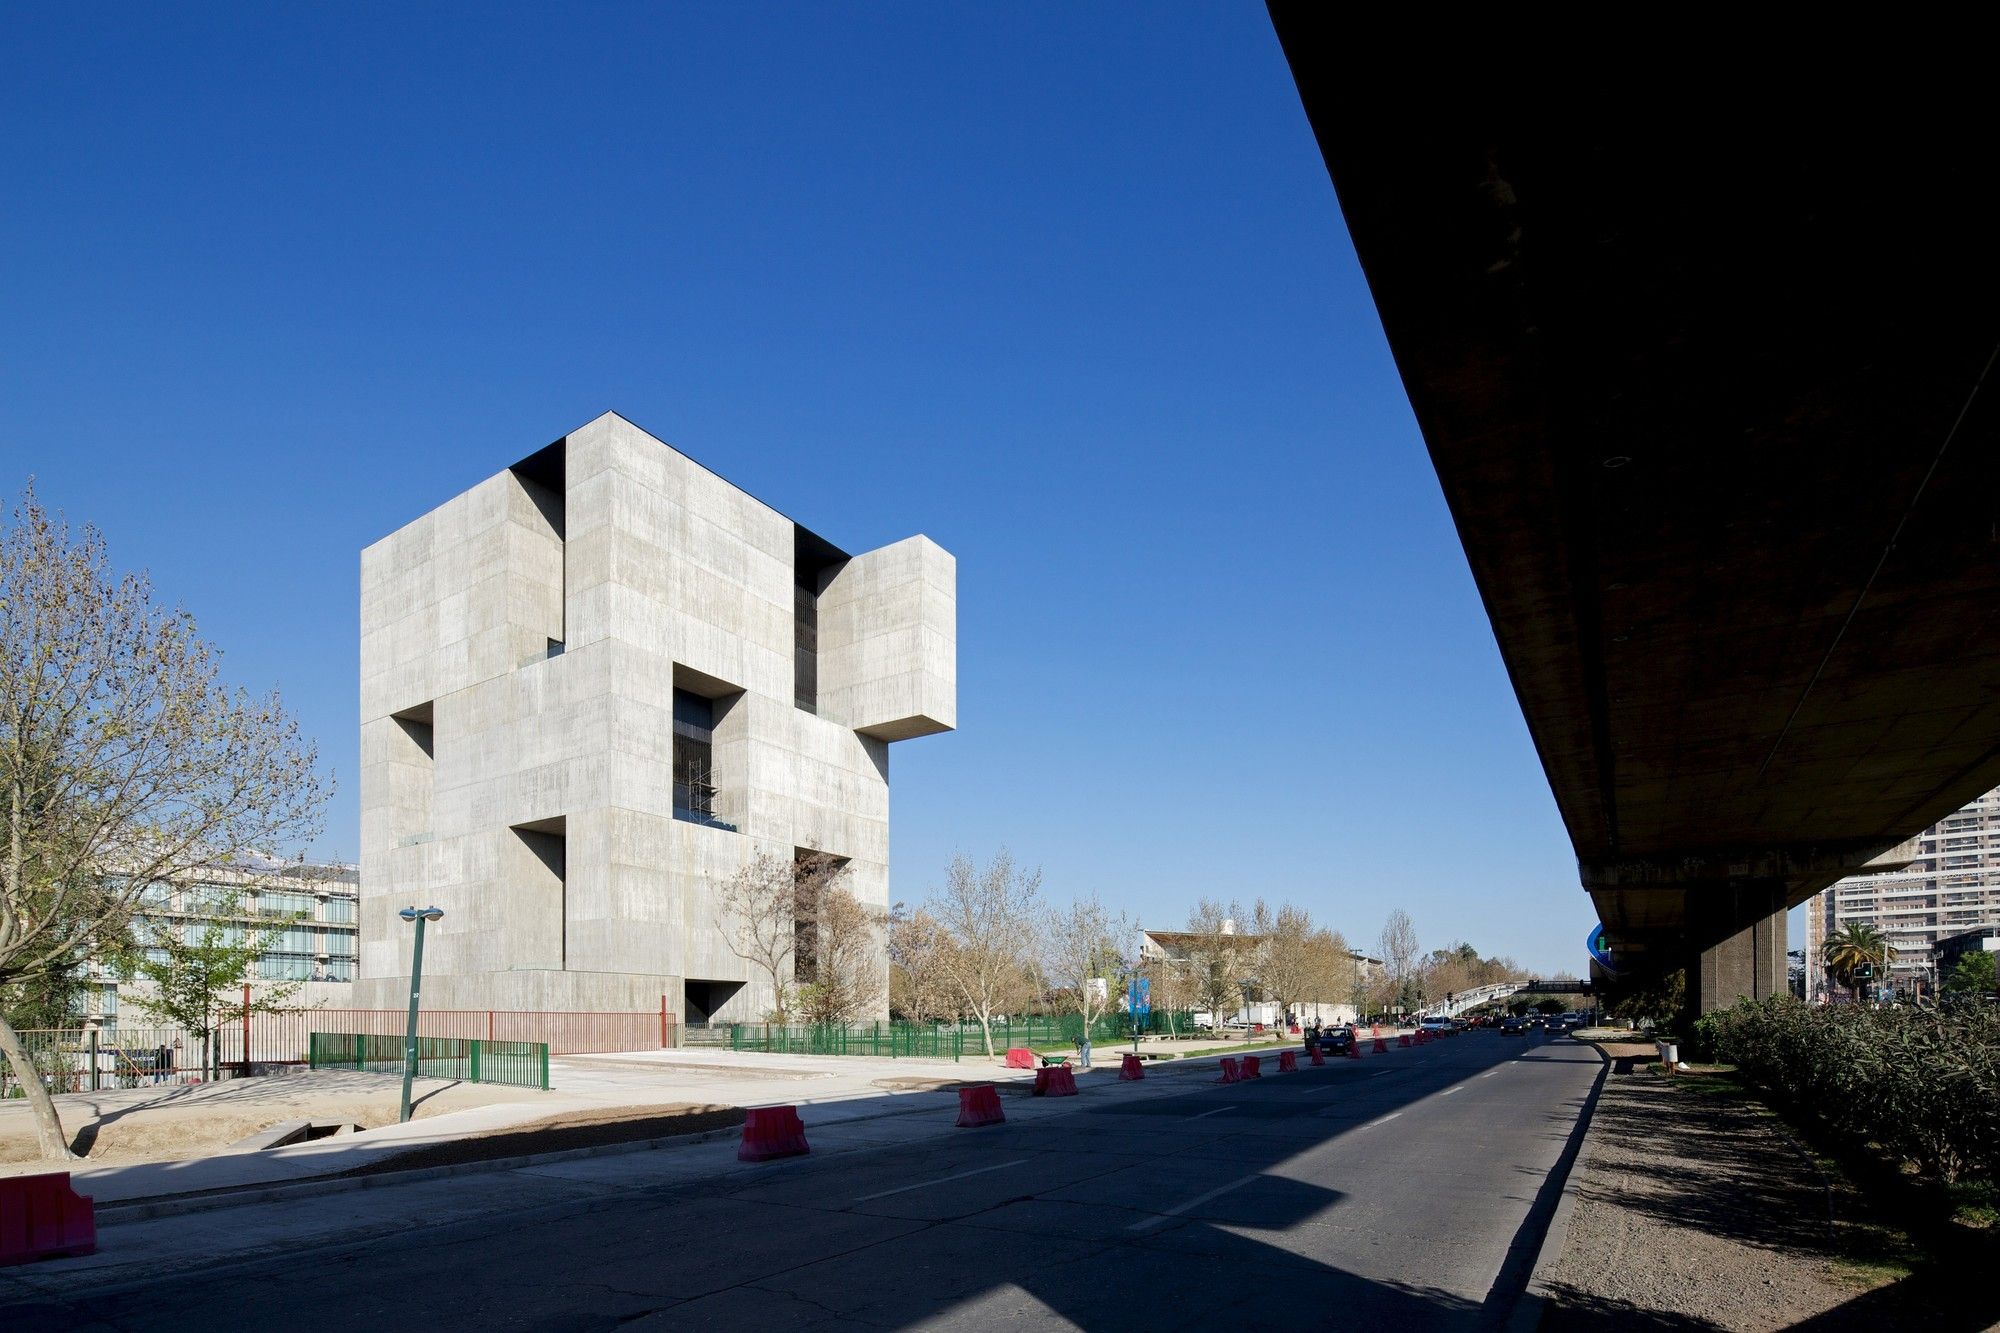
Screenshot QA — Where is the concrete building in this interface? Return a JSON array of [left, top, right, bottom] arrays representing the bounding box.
[[84, 861, 360, 1026], [1808, 785, 2000, 1000], [1137, 925, 1382, 1026], [355, 413, 955, 1022]]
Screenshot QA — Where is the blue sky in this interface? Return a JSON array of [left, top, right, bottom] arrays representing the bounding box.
[[1, 5, 1597, 973]]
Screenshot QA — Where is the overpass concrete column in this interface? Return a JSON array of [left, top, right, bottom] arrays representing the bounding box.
[[1690, 882, 1787, 1014]]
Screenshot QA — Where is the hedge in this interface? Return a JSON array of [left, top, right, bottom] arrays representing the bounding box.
[[1698, 997, 2000, 1183]]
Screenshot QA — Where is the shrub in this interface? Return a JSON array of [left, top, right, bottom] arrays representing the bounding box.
[[1705, 997, 2000, 1183]]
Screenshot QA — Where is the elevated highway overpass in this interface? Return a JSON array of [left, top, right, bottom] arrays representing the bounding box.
[[1268, 17, 2000, 1008]]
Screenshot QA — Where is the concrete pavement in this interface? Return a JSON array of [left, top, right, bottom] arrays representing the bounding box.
[[1, 1029, 1601, 1330]]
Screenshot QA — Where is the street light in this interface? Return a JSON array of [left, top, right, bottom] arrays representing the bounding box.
[[398, 906, 444, 1124]]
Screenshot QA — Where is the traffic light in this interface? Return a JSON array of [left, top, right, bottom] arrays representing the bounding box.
[[1854, 963, 1874, 980], [1446, 992, 1455, 1004]]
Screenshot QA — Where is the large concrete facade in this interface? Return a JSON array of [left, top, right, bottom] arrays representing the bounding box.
[[354, 413, 954, 1020]]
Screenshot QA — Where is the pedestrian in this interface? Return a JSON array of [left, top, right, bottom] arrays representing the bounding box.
[[1078, 1029, 1092, 1069]]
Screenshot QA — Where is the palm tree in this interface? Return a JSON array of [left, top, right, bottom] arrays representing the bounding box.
[[1823, 922, 1893, 998]]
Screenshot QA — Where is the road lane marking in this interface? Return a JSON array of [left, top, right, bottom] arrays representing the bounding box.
[[1442, 1087, 1461, 1096], [1360, 1111, 1402, 1129], [852, 1159, 1030, 1203], [1480, 1070, 1497, 1078], [1187, 1106, 1236, 1121], [1127, 1173, 1260, 1231]]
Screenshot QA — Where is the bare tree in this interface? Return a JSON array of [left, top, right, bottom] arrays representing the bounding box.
[[889, 907, 959, 1023], [795, 885, 884, 1024], [0, 488, 328, 1159], [1042, 892, 1133, 1040], [1143, 952, 1188, 1037], [1304, 927, 1357, 1023], [1181, 898, 1252, 1035], [1377, 908, 1420, 1013], [713, 850, 851, 1024], [930, 850, 1041, 1057], [1251, 900, 1318, 1027]]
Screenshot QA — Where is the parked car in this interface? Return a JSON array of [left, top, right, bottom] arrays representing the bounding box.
[[1500, 1016, 1525, 1035]]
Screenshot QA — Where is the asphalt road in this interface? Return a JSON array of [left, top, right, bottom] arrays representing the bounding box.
[[12, 1031, 1603, 1331]]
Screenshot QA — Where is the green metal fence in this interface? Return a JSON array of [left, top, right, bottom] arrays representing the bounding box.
[[725, 1011, 1202, 1061], [730, 1022, 965, 1059], [307, 1032, 550, 1091]]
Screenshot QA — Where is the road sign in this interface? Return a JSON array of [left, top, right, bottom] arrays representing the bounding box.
[[1587, 924, 1616, 975]]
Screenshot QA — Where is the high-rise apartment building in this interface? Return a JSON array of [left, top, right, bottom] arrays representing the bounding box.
[[1808, 785, 2000, 999], [81, 861, 360, 1024], [354, 413, 955, 1021]]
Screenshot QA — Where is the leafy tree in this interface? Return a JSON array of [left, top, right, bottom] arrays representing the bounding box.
[[121, 890, 306, 1077], [1945, 950, 1997, 997], [0, 488, 326, 1160], [1823, 922, 1894, 996], [1536, 997, 1565, 1015]]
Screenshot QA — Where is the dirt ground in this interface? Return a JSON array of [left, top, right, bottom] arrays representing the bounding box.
[[0, 1069, 547, 1172], [1541, 1062, 1984, 1332]]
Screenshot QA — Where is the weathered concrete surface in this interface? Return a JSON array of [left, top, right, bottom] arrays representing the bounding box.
[[1267, 21, 2000, 995], [355, 412, 955, 1018]]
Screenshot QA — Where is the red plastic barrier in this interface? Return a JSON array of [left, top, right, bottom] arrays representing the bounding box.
[[0, 1172, 96, 1267], [1309, 1045, 1326, 1066], [1004, 1047, 1035, 1069], [1373, 1036, 1390, 1054], [1346, 1036, 1363, 1059], [1034, 1066, 1078, 1097], [1277, 1049, 1298, 1073], [1416, 1029, 1429, 1045], [1398, 1033, 1412, 1048], [1240, 1055, 1263, 1079], [1218, 1057, 1240, 1084], [1119, 1052, 1145, 1081], [1371, 1023, 1381, 1038], [956, 1084, 1006, 1127], [738, 1105, 810, 1162]]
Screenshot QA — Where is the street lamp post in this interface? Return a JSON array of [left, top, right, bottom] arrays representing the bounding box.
[[398, 906, 444, 1124]]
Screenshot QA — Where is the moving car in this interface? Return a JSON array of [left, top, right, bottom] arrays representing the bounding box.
[[1418, 1017, 1454, 1037], [1314, 1025, 1355, 1055], [1500, 1016, 1526, 1035]]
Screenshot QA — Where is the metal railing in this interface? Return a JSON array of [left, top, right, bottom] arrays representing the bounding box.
[[2, 1026, 209, 1097], [307, 1032, 550, 1091], [727, 1011, 1203, 1061], [211, 1006, 675, 1068]]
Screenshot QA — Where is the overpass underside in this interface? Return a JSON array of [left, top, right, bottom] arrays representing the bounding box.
[[1268, 18, 2000, 1008]]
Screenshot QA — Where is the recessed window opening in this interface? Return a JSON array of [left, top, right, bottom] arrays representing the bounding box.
[[512, 818, 567, 970], [793, 525, 848, 715]]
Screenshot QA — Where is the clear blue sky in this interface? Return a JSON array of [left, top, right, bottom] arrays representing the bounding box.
[[1, 5, 1596, 974]]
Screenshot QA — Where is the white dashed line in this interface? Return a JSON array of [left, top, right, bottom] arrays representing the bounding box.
[[1127, 1173, 1260, 1231], [1187, 1106, 1236, 1121], [1360, 1111, 1402, 1130], [1442, 1087, 1461, 1096], [852, 1159, 1030, 1203]]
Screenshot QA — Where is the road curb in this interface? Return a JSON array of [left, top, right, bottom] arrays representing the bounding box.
[[1503, 1040, 1611, 1333]]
